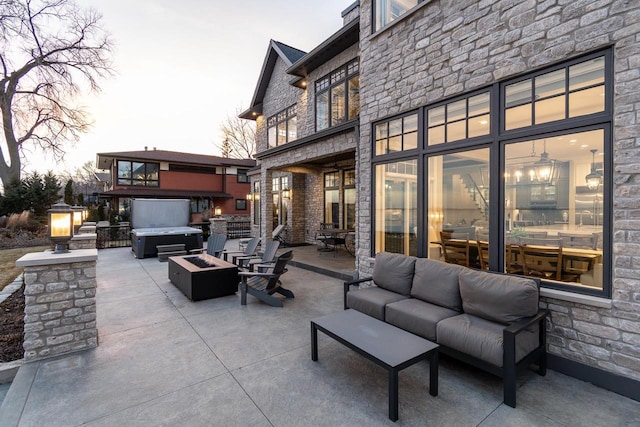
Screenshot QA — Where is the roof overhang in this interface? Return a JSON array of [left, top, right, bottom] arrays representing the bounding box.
[[286, 18, 359, 78], [99, 189, 233, 199]]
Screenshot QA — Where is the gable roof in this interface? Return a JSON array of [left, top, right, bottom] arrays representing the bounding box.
[[239, 40, 306, 120], [96, 149, 256, 170], [287, 18, 359, 79]]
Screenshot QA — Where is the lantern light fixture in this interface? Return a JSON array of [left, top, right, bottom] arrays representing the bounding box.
[[72, 205, 84, 232], [585, 149, 603, 190], [48, 202, 74, 254], [214, 206, 222, 217]]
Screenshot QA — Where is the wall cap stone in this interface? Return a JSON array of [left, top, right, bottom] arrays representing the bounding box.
[[16, 249, 98, 267], [541, 288, 612, 309], [70, 233, 97, 241]]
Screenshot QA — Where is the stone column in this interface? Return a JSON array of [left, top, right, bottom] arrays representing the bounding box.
[[210, 218, 227, 236], [16, 249, 98, 362], [69, 233, 97, 250]]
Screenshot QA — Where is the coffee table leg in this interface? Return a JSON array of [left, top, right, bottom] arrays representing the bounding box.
[[430, 350, 439, 396], [311, 322, 318, 361], [389, 369, 398, 421]]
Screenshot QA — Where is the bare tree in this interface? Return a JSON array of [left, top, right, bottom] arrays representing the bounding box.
[[216, 108, 256, 159], [0, 0, 114, 189]]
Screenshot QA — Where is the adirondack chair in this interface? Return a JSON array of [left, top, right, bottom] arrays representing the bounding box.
[[235, 240, 280, 271], [190, 234, 226, 258], [239, 250, 294, 307], [222, 236, 260, 264], [272, 224, 287, 246]]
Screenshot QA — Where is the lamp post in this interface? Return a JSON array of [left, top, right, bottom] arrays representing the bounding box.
[[72, 205, 84, 233], [48, 202, 74, 254]]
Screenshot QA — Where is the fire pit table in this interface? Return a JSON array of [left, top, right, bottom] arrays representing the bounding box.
[[168, 254, 238, 301]]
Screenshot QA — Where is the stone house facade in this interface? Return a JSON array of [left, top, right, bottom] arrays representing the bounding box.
[[241, 8, 360, 246], [241, 0, 639, 400]]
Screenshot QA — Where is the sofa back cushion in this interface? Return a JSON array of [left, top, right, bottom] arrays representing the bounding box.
[[459, 269, 539, 324], [411, 258, 463, 311], [373, 252, 417, 296]]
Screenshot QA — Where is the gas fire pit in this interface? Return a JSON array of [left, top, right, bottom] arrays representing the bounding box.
[[168, 254, 238, 301]]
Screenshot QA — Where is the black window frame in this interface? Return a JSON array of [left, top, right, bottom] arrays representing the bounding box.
[[237, 169, 249, 183], [267, 105, 297, 148], [236, 199, 247, 211], [372, 0, 424, 32], [116, 160, 159, 187], [370, 48, 613, 298], [315, 59, 360, 132]]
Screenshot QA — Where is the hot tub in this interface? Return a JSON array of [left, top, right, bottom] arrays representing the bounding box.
[[131, 226, 203, 259]]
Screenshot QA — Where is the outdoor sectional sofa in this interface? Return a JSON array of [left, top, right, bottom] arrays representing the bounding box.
[[344, 252, 548, 408]]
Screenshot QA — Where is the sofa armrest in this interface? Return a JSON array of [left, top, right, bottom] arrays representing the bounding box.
[[504, 309, 548, 336], [503, 309, 548, 375], [343, 277, 373, 310]]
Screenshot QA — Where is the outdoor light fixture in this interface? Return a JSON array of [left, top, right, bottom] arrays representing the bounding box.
[[48, 202, 74, 254], [72, 205, 84, 232], [246, 192, 253, 201], [214, 206, 222, 217], [282, 188, 291, 199], [585, 149, 603, 190], [83, 208, 89, 221]]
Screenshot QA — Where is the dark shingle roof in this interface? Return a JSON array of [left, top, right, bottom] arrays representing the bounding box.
[[273, 41, 306, 64], [239, 40, 307, 120], [96, 150, 256, 170]]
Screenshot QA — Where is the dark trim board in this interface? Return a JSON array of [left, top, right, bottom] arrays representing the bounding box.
[[548, 354, 640, 402]]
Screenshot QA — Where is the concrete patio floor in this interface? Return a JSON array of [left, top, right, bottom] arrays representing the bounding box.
[[1, 245, 639, 426]]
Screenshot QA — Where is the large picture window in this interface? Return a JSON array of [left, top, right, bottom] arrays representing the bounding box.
[[117, 161, 159, 187], [374, 160, 418, 256], [268, 105, 297, 148], [371, 49, 611, 297], [316, 59, 359, 131]]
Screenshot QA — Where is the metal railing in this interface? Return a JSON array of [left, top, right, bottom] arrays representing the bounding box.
[[96, 224, 132, 249], [227, 221, 251, 239]]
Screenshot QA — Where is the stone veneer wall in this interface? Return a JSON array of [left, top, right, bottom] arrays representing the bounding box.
[[357, 0, 640, 381], [18, 250, 98, 361]]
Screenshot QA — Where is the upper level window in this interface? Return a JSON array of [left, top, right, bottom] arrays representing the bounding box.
[[427, 92, 491, 145], [268, 105, 297, 148], [316, 59, 360, 132], [237, 169, 248, 183], [374, 0, 420, 30], [117, 161, 159, 187], [504, 56, 605, 131], [375, 112, 418, 155]]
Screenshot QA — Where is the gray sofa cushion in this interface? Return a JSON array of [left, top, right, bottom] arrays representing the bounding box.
[[436, 314, 540, 367], [411, 258, 463, 311], [373, 252, 417, 296], [386, 298, 460, 341], [346, 287, 409, 321], [459, 269, 539, 324]]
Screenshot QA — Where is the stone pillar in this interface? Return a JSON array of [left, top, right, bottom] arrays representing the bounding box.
[[69, 233, 97, 250], [210, 218, 227, 236], [16, 249, 98, 362]]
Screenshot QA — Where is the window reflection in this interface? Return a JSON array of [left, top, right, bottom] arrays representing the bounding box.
[[427, 149, 489, 263], [504, 56, 605, 131], [504, 129, 604, 289], [375, 160, 417, 256]]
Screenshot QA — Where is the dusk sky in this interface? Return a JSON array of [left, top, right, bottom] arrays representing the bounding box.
[[23, 0, 353, 174]]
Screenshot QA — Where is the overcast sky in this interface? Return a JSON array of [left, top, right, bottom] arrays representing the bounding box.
[[22, 0, 353, 175]]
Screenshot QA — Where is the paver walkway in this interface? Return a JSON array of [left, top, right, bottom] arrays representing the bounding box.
[[1, 247, 638, 426]]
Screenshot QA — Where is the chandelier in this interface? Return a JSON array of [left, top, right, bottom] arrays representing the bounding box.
[[527, 140, 558, 185], [585, 149, 602, 190]]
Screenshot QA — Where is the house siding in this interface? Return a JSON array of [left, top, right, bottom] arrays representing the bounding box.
[[357, 0, 640, 381]]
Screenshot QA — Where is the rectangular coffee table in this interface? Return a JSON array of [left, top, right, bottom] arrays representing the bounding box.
[[311, 309, 438, 421]]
